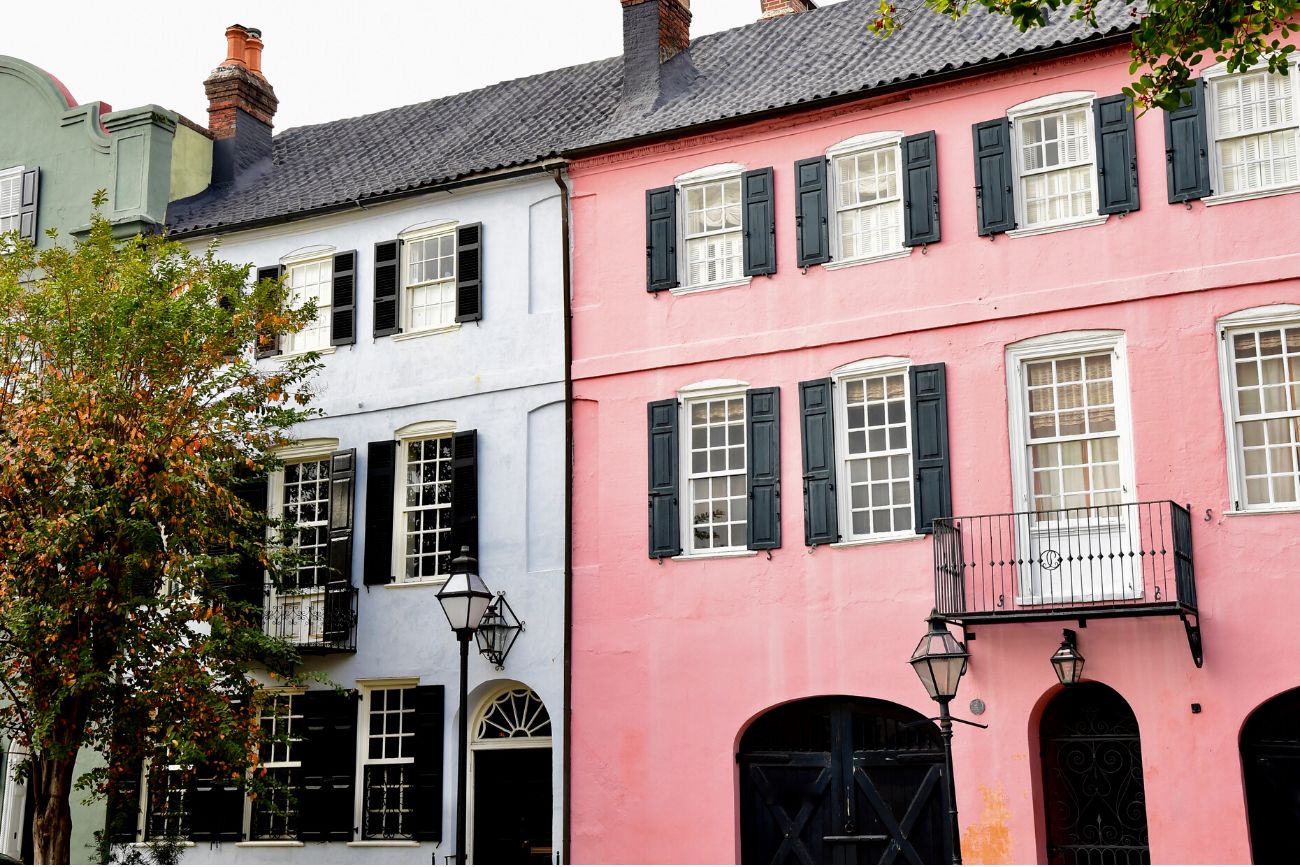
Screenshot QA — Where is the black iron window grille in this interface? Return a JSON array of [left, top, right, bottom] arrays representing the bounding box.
[[362, 764, 415, 840], [144, 764, 190, 841], [250, 767, 299, 840]]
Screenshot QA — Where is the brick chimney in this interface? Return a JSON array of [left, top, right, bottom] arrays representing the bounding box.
[[760, 0, 816, 19], [621, 0, 691, 110], [204, 24, 278, 185]]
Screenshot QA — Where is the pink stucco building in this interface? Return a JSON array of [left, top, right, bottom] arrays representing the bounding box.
[[568, 0, 1300, 863]]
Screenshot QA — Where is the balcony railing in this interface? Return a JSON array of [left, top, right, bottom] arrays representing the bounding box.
[[933, 501, 1201, 665], [262, 583, 358, 654]]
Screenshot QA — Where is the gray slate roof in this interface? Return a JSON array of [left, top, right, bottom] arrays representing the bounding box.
[[166, 0, 1134, 236]]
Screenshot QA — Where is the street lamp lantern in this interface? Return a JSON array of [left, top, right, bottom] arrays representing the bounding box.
[[909, 611, 970, 703], [436, 547, 493, 635], [1050, 629, 1086, 686], [475, 593, 523, 669]]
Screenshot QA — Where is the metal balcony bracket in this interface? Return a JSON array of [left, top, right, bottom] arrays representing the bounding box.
[[1181, 611, 1204, 668]]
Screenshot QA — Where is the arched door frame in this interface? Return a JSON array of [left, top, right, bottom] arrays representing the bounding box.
[[1239, 685, 1300, 864]]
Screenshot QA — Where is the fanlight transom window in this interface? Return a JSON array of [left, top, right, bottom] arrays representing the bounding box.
[[474, 688, 552, 742]]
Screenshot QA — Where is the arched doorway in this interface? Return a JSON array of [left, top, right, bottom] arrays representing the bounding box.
[[469, 687, 552, 865], [1241, 687, 1300, 864], [738, 696, 951, 865], [1039, 683, 1149, 864]]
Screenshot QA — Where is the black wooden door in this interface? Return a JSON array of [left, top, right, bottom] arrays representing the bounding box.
[[472, 747, 552, 865], [1241, 687, 1300, 865], [1040, 683, 1150, 865], [739, 697, 951, 865]]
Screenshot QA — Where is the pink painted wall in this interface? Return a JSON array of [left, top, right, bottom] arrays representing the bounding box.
[[569, 43, 1300, 864]]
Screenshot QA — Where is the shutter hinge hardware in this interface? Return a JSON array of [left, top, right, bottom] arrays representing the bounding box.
[[765, 549, 773, 561]]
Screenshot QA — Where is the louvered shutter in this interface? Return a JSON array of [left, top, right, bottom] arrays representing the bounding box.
[[255, 265, 284, 359], [647, 399, 680, 558], [1094, 95, 1140, 214], [742, 167, 777, 276], [363, 440, 397, 585], [972, 118, 1016, 235], [1165, 80, 1212, 203], [800, 379, 838, 546], [373, 240, 402, 337], [794, 157, 830, 267], [297, 690, 358, 842], [450, 430, 479, 561], [18, 167, 39, 243], [746, 387, 781, 551], [231, 476, 268, 614], [188, 766, 243, 842], [325, 448, 356, 642], [410, 685, 444, 842], [455, 223, 483, 322], [646, 186, 678, 292], [331, 250, 357, 346], [902, 131, 941, 246], [910, 363, 952, 535]]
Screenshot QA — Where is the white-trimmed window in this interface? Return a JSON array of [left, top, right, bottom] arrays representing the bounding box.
[[679, 165, 743, 289], [282, 256, 332, 354], [1219, 306, 1300, 511], [281, 458, 330, 589], [394, 425, 455, 582], [0, 167, 22, 234], [833, 359, 914, 540], [1008, 93, 1098, 231], [143, 756, 191, 841], [248, 692, 302, 841], [682, 388, 747, 552], [1207, 63, 1300, 197], [828, 133, 905, 263], [402, 225, 457, 333], [359, 685, 416, 841]]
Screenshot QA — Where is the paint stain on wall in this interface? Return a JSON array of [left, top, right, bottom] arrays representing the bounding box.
[[963, 784, 1012, 864]]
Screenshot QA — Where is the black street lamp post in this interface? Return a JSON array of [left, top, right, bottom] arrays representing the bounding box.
[[436, 547, 493, 866]]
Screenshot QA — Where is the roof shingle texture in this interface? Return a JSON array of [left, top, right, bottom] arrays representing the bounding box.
[[166, 0, 1134, 236]]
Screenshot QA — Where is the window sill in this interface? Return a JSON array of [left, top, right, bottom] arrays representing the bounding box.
[[346, 840, 422, 848], [671, 549, 758, 561], [1224, 505, 1300, 517], [235, 841, 305, 848], [274, 345, 337, 362], [1204, 183, 1300, 207], [391, 323, 462, 342], [129, 842, 196, 849], [670, 277, 752, 297], [822, 248, 912, 271], [1006, 215, 1108, 239], [384, 577, 448, 589], [830, 532, 925, 549]]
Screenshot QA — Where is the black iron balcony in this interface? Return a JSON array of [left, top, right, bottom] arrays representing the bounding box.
[[262, 582, 358, 653], [933, 500, 1201, 666]]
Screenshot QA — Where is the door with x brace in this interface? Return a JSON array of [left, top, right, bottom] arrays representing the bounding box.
[[739, 697, 951, 865]]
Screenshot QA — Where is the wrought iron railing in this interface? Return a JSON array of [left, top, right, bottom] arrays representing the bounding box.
[[933, 501, 1196, 621], [262, 583, 358, 653], [362, 764, 415, 841]]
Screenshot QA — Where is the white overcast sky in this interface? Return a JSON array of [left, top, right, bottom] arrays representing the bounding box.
[[4, 0, 849, 132]]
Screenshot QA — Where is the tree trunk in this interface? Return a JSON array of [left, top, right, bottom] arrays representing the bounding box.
[[31, 756, 76, 865]]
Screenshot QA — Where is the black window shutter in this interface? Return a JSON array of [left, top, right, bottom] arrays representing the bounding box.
[[188, 766, 244, 842], [1164, 80, 1212, 203], [255, 266, 284, 359], [972, 118, 1016, 235], [646, 186, 678, 292], [230, 476, 268, 613], [742, 167, 777, 276], [902, 131, 941, 246], [363, 440, 398, 585], [1094, 95, 1140, 215], [647, 399, 681, 558], [18, 167, 39, 243], [373, 239, 402, 337], [455, 223, 483, 322], [794, 157, 831, 267], [326, 448, 356, 641], [910, 363, 952, 534], [799, 379, 838, 546], [746, 387, 781, 551], [450, 430, 479, 561], [331, 251, 357, 346], [297, 690, 358, 842], [411, 685, 445, 842]]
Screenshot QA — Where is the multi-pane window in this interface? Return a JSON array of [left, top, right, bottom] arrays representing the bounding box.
[[1212, 71, 1299, 195], [0, 168, 21, 234], [251, 694, 301, 840], [1024, 353, 1121, 513], [283, 459, 330, 589], [832, 145, 902, 260], [362, 687, 416, 840], [682, 177, 742, 288], [1015, 107, 1096, 228], [840, 372, 912, 537], [144, 761, 190, 841], [685, 395, 747, 551], [283, 258, 332, 354], [1227, 324, 1300, 508], [399, 437, 453, 581], [404, 230, 457, 332]]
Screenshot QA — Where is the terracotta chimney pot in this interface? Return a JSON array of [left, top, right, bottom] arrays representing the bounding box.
[[224, 24, 249, 67], [244, 29, 264, 75]]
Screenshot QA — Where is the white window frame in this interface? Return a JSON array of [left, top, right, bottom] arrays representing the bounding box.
[[830, 357, 920, 545], [397, 221, 461, 340], [675, 379, 754, 559], [1006, 92, 1108, 238], [243, 690, 304, 843], [279, 249, 334, 356], [825, 132, 912, 269], [1204, 57, 1300, 206], [1217, 304, 1300, 513], [0, 166, 23, 235], [139, 755, 193, 843], [673, 163, 751, 295], [354, 680, 419, 843], [391, 420, 458, 584]]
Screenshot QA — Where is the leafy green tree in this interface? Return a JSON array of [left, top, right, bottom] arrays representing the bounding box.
[[0, 200, 318, 864], [870, 0, 1300, 110]]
